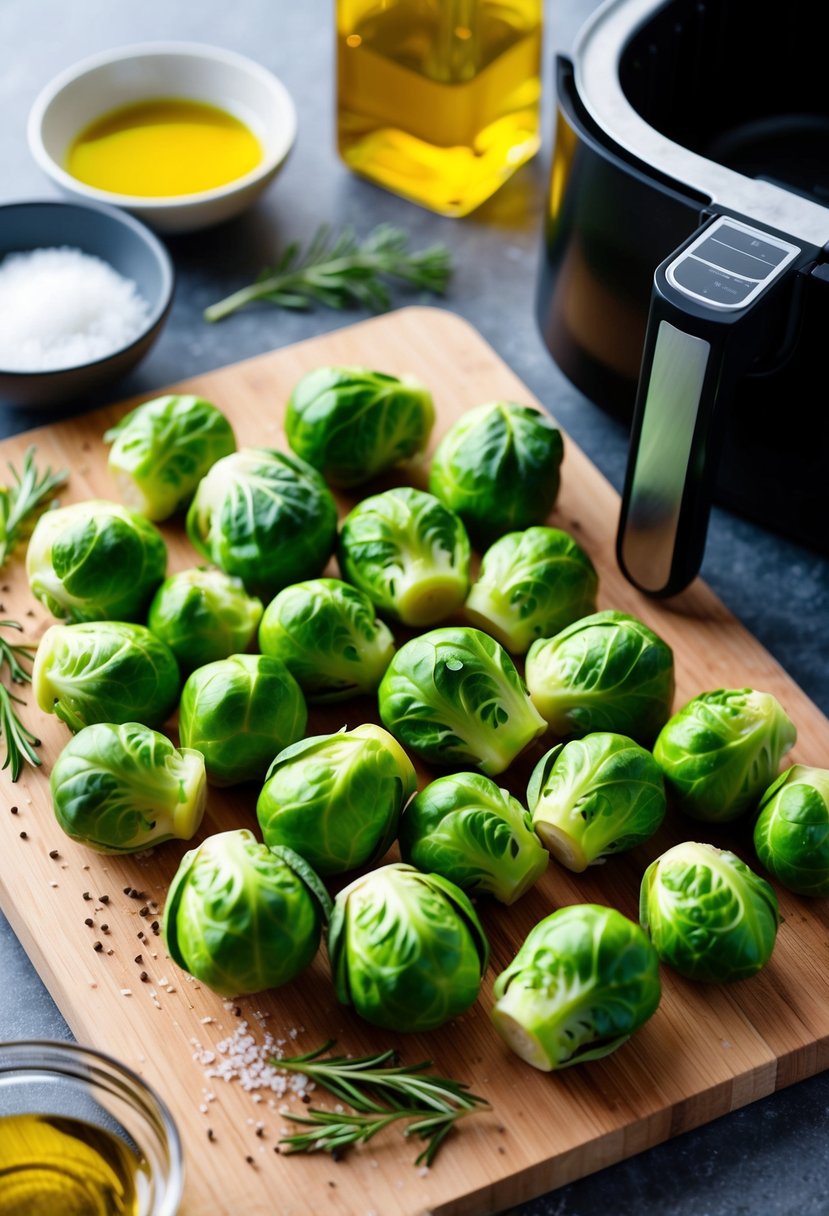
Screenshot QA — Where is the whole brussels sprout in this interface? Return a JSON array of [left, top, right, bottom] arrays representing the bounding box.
[[148, 567, 263, 674], [186, 447, 338, 599], [378, 626, 547, 776], [491, 904, 661, 1071], [178, 653, 307, 786], [50, 721, 206, 853], [328, 862, 489, 1031], [258, 578, 395, 703], [285, 365, 435, 487], [653, 688, 797, 822], [428, 401, 564, 547], [104, 394, 236, 521], [525, 610, 675, 747], [338, 486, 471, 628], [753, 764, 829, 896], [163, 829, 331, 997], [257, 724, 417, 875], [33, 622, 180, 733], [639, 841, 779, 982], [26, 499, 167, 623], [465, 527, 598, 654], [399, 772, 549, 904], [527, 733, 666, 872]]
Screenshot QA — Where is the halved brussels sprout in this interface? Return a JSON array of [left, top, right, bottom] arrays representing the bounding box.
[[639, 841, 780, 982], [26, 499, 167, 623], [328, 862, 490, 1031], [33, 622, 180, 733], [378, 626, 547, 776], [428, 401, 564, 547], [50, 721, 206, 853], [464, 527, 598, 654], [104, 393, 236, 521], [186, 447, 338, 599], [653, 688, 797, 822], [753, 765, 829, 896], [491, 903, 661, 1071], [399, 771, 549, 904], [148, 567, 263, 674], [525, 610, 675, 747], [256, 724, 417, 875], [163, 829, 331, 997], [285, 365, 435, 487], [257, 578, 395, 702], [178, 653, 307, 787], [527, 733, 666, 872], [338, 486, 471, 628]]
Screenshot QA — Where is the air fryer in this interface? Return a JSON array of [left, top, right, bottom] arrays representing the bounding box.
[[537, 0, 829, 595]]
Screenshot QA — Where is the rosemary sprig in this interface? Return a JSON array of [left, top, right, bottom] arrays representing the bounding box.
[[0, 619, 37, 684], [0, 620, 41, 781], [276, 1041, 490, 1166], [0, 445, 68, 568], [204, 224, 452, 322]]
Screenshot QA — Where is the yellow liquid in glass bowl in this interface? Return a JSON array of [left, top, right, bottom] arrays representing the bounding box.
[[66, 98, 263, 198]]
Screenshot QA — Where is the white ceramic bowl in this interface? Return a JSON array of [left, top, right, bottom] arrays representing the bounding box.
[[27, 42, 297, 235]]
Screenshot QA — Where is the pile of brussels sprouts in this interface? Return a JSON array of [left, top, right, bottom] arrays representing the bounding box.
[[26, 367, 829, 1078]]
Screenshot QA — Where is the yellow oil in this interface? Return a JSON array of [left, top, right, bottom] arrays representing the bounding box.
[[0, 1113, 148, 1216], [336, 0, 542, 216], [66, 98, 263, 198]]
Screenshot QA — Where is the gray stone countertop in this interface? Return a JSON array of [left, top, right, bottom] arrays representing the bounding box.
[[0, 1, 827, 1213]]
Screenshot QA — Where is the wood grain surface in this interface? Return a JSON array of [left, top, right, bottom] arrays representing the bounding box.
[[0, 306, 826, 1216]]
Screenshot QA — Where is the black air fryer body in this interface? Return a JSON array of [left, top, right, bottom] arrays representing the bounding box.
[[537, 0, 829, 562]]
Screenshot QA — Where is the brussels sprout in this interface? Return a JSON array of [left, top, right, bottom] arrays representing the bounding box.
[[104, 394, 236, 521], [399, 772, 549, 904], [33, 622, 180, 733], [284, 365, 435, 487], [491, 904, 661, 1071], [186, 447, 338, 599], [258, 578, 395, 703], [525, 610, 675, 746], [753, 765, 829, 897], [163, 828, 331, 997], [338, 487, 470, 628], [464, 527, 598, 654], [639, 841, 780, 982], [26, 499, 167, 623], [328, 862, 489, 1031], [148, 567, 263, 674], [50, 721, 206, 853], [378, 626, 547, 776], [527, 733, 666, 872], [653, 688, 797, 823], [257, 724, 417, 875], [178, 653, 307, 787], [428, 401, 564, 547]]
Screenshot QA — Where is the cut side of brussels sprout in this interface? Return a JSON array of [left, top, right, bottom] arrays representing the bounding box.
[[653, 688, 797, 822], [257, 578, 395, 702], [285, 365, 435, 487], [105, 393, 237, 521], [378, 626, 547, 776], [148, 567, 263, 674], [338, 486, 471, 628], [26, 499, 167, 624], [50, 721, 206, 853], [753, 765, 829, 897], [491, 903, 661, 1071], [527, 733, 666, 872]]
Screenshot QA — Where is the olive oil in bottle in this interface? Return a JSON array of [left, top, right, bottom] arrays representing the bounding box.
[[0, 1113, 148, 1216], [337, 0, 543, 216]]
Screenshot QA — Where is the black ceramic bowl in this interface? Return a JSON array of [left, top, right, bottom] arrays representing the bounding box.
[[0, 199, 174, 407]]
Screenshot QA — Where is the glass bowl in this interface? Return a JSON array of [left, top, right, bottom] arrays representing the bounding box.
[[0, 1039, 183, 1215]]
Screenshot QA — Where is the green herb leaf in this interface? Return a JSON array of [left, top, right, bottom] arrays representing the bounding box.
[[0, 446, 68, 569]]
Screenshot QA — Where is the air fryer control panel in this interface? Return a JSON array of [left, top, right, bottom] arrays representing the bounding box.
[[665, 217, 800, 310]]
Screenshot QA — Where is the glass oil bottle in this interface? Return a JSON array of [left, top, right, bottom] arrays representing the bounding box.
[[336, 0, 543, 216]]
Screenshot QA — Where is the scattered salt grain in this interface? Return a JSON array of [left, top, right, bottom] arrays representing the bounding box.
[[0, 247, 151, 372]]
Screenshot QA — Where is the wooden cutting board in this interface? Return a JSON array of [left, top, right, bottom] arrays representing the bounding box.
[[0, 306, 827, 1216]]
